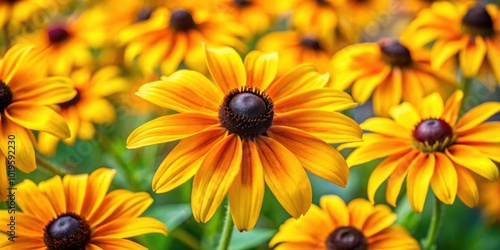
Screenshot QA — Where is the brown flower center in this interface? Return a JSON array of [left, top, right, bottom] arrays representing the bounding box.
[[412, 118, 455, 152], [461, 6, 495, 37], [43, 213, 91, 250], [136, 7, 154, 22], [59, 90, 81, 109], [326, 226, 368, 250], [0, 80, 13, 113], [300, 36, 322, 50], [219, 87, 274, 139], [48, 25, 70, 44], [234, 0, 251, 7], [169, 9, 197, 31], [379, 38, 412, 67]]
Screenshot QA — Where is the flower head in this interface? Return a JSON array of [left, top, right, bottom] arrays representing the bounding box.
[[0, 168, 167, 249], [0, 44, 75, 201], [127, 45, 362, 231], [342, 90, 500, 212], [214, 0, 277, 36], [269, 195, 420, 250]]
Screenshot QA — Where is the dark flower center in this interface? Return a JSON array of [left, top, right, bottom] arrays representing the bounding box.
[[43, 213, 91, 250], [59, 90, 81, 109], [169, 9, 197, 31], [326, 226, 368, 250], [300, 36, 322, 50], [413, 118, 453, 146], [48, 25, 70, 44], [234, 0, 251, 7], [0, 80, 13, 113], [378, 38, 412, 67], [136, 7, 154, 22], [461, 6, 495, 37], [219, 87, 274, 139]]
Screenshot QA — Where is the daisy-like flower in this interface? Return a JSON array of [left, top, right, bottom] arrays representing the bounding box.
[[0, 168, 167, 249], [38, 66, 128, 156], [403, 2, 500, 84], [118, 5, 246, 75], [330, 38, 456, 117], [0, 44, 75, 201], [269, 195, 420, 250], [0, 0, 53, 31], [126, 46, 362, 231], [342, 90, 500, 212], [214, 0, 277, 36]]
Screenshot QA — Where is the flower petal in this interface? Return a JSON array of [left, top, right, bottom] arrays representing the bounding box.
[[320, 195, 349, 228], [455, 164, 479, 207], [229, 139, 265, 231], [63, 173, 88, 215], [12, 76, 76, 105], [446, 144, 499, 181], [38, 175, 66, 215], [346, 136, 411, 167], [351, 66, 391, 104], [256, 136, 312, 218], [456, 122, 500, 143], [389, 102, 421, 131], [81, 168, 116, 219], [361, 117, 410, 139], [244, 50, 278, 90], [347, 198, 374, 230], [0, 44, 31, 83], [90, 238, 147, 250], [368, 226, 420, 250], [0, 154, 8, 201], [205, 46, 246, 93], [372, 67, 403, 117], [368, 155, 404, 203], [455, 102, 500, 132], [92, 217, 167, 238], [407, 153, 435, 212], [431, 152, 457, 205], [419, 92, 444, 119], [268, 126, 349, 187], [274, 88, 357, 113], [386, 150, 420, 206], [0, 119, 36, 173], [431, 36, 468, 70], [459, 36, 486, 77], [362, 204, 397, 238], [126, 112, 219, 148], [192, 135, 242, 223], [441, 90, 463, 126], [16, 180, 57, 223]]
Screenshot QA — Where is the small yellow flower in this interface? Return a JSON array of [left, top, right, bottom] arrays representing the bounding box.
[[0, 44, 75, 201], [0, 168, 167, 249], [214, 0, 277, 36], [127, 45, 362, 231], [342, 90, 500, 212], [269, 195, 420, 250]]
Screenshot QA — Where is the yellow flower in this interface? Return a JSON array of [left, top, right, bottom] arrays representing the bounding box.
[[478, 179, 500, 223], [0, 0, 54, 31], [0, 168, 167, 249], [0, 44, 75, 201], [342, 90, 500, 212], [269, 195, 420, 250], [330, 38, 456, 117], [118, 5, 246, 75], [403, 2, 500, 85], [340, 0, 389, 29], [127, 46, 362, 231], [38, 66, 128, 156]]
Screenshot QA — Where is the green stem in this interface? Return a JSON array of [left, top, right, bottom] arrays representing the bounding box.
[[2, 20, 10, 53], [216, 200, 234, 250], [423, 196, 442, 250], [459, 77, 472, 114], [36, 154, 70, 175], [171, 229, 202, 250]]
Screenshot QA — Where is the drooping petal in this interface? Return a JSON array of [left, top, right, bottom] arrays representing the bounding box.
[[455, 102, 500, 132], [430, 152, 457, 205], [126, 113, 219, 148], [407, 153, 435, 212], [351, 66, 391, 104], [274, 88, 357, 113], [205, 46, 246, 93], [0, 44, 32, 83], [446, 144, 499, 181], [192, 135, 242, 223], [229, 139, 265, 231], [153, 128, 226, 193], [268, 126, 348, 187], [244, 50, 278, 90], [0, 119, 36, 173], [256, 136, 312, 218], [455, 164, 479, 207], [92, 217, 167, 238], [431, 36, 468, 70]]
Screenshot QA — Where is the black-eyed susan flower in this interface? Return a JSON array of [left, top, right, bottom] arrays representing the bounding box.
[[403, 2, 500, 84], [126, 46, 362, 231], [0, 44, 75, 201], [342, 90, 500, 212], [269, 195, 420, 250], [118, 5, 246, 75], [38, 66, 128, 156], [330, 38, 456, 117], [0, 168, 167, 249], [340, 0, 389, 29], [214, 0, 277, 36]]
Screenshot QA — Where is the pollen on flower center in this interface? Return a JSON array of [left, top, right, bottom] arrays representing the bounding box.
[[0, 80, 13, 113], [461, 6, 495, 37], [325, 226, 368, 250], [378, 38, 412, 67], [413, 118, 455, 152], [300, 36, 322, 50], [59, 90, 81, 109], [169, 9, 197, 31], [48, 25, 70, 44], [43, 213, 91, 250], [219, 87, 274, 139]]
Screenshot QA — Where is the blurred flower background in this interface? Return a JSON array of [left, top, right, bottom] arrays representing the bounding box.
[[1, 0, 500, 249]]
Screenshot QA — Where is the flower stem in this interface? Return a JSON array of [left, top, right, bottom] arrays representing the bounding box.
[[216, 200, 234, 250], [459, 77, 472, 114], [36, 154, 70, 175], [423, 196, 442, 250]]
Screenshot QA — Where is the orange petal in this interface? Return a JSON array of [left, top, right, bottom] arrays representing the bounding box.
[[386, 150, 420, 206], [160, 32, 188, 75], [62, 173, 88, 215], [467, 143, 500, 163], [441, 90, 463, 126], [320, 195, 349, 228], [431, 36, 467, 70], [12, 76, 75, 105], [372, 67, 403, 117], [346, 136, 411, 167], [274, 88, 357, 113], [0, 44, 32, 83], [402, 69, 425, 107], [456, 122, 500, 143], [455, 164, 479, 207], [38, 175, 67, 215], [205, 45, 246, 93], [431, 152, 457, 205], [455, 102, 500, 132], [486, 38, 500, 82], [362, 204, 397, 238], [15, 180, 57, 223], [407, 153, 435, 212], [192, 135, 242, 223], [459, 36, 486, 77], [347, 198, 374, 230], [367, 155, 404, 203], [92, 217, 167, 238], [90, 238, 147, 250], [0, 212, 45, 237], [256, 136, 312, 218], [228, 139, 265, 231], [351, 66, 391, 104], [368, 226, 420, 249], [81, 168, 116, 219], [419, 92, 444, 119], [244, 50, 278, 90], [446, 144, 499, 181], [0, 119, 36, 173]]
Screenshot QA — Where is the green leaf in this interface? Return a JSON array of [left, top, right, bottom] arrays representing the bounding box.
[[144, 203, 192, 230], [228, 228, 276, 250]]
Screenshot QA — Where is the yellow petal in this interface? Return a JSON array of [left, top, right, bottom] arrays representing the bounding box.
[[5, 103, 70, 139], [486, 38, 500, 82], [0, 44, 31, 83], [81, 168, 116, 219], [16, 180, 57, 223], [431, 36, 467, 70], [346, 136, 411, 167], [0, 154, 8, 201], [92, 217, 167, 238], [419, 92, 444, 119], [455, 102, 500, 132], [347, 198, 374, 230], [352, 66, 391, 104], [205, 45, 246, 93], [407, 153, 435, 212], [268, 126, 349, 187], [192, 135, 242, 223], [430, 152, 457, 205], [63, 173, 88, 214], [468, 143, 500, 163], [38, 175, 67, 215], [126, 113, 218, 148], [361, 117, 410, 139], [389, 102, 421, 131], [446, 144, 499, 181], [456, 122, 500, 143], [244, 50, 278, 90], [362, 204, 397, 238], [455, 164, 479, 207], [257, 136, 312, 218], [159, 32, 188, 75], [441, 90, 463, 126], [372, 67, 403, 117], [320, 195, 349, 228], [0, 212, 45, 237], [367, 155, 404, 203], [459, 36, 486, 77], [274, 88, 357, 113], [368, 225, 420, 249], [90, 238, 147, 250], [153, 128, 226, 193], [0, 119, 36, 173], [229, 139, 265, 231], [386, 150, 419, 206], [12, 76, 75, 105]]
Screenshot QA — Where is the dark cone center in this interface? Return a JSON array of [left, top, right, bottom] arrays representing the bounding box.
[[462, 6, 494, 37], [0, 80, 13, 113], [413, 118, 453, 146], [219, 87, 274, 139], [234, 0, 251, 7], [378, 38, 412, 67], [300, 36, 322, 50], [136, 7, 154, 22], [44, 213, 91, 250], [326, 226, 368, 250], [59, 90, 81, 109], [169, 9, 197, 31], [48, 25, 70, 44]]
